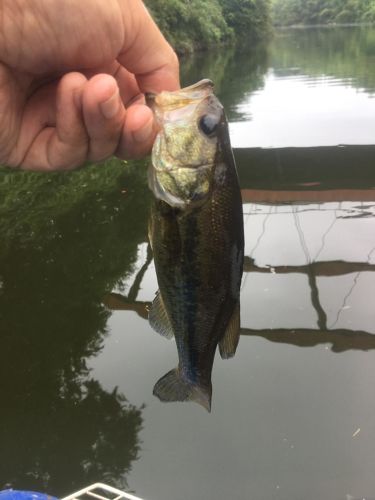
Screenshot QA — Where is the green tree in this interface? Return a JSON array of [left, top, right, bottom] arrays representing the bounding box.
[[145, 0, 271, 53], [271, 0, 375, 26], [145, 0, 232, 53], [221, 0, 271, 40]]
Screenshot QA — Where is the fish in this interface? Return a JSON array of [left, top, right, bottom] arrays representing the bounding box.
[[147, 79, 244, 411]]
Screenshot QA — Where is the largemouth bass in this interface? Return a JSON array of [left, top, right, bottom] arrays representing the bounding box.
[[148, 79, 244, 411]]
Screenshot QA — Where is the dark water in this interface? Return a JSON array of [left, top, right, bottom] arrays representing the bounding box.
[[1, 26, 375, 500]]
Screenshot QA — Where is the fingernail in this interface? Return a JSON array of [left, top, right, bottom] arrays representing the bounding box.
[[100, 90, 120, 119], [133, 118, 154, 143]]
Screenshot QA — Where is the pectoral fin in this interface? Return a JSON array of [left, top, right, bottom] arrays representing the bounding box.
[[219, 302, 240, 359], [153, 368, 212, 412], [148, 291, 174, 339]]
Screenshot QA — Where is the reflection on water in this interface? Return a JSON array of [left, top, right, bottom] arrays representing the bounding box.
[[242, 200, 375, 345], [239, 145, 375, 350], [0, 162, 150, 496], [1, 24, 375, 500], [269, 26, 375, 94], [94, 146, 375, 500], [188, 26, 375, 148], [107, 147, 375, 352], [230, 73, 375, 147], [180, 43, 269, 123]]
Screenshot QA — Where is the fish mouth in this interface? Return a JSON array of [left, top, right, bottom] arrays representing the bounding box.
[[153, 79, 214, 115], [148, 163, 213, 209]]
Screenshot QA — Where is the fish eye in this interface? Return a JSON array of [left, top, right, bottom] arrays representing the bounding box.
[[199, 114, 220, 137]]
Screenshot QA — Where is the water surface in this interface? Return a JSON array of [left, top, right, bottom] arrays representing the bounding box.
[[1, 25, 375, 500], [182, 26, 375, 147]]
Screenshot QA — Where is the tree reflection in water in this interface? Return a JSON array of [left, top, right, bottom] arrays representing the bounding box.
[[0, 160, 151, 497]]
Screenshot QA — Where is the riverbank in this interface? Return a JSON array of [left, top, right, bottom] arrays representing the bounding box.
[[144, 0, 271, 54], [271, 0, 375, 27]]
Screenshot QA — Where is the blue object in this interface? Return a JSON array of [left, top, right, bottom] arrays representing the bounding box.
[[0, 490, 58, 500]]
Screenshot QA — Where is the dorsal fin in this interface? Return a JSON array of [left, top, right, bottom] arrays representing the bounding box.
[[148, 291, 174, 339]]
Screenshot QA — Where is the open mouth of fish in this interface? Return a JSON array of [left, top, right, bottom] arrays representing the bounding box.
[[149, 79, 215, 111]]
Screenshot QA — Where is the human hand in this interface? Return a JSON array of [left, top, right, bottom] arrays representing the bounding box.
[[0, 0, 179, 170]]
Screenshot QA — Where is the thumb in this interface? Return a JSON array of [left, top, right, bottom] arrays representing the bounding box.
[[118, 0, 180, 94]]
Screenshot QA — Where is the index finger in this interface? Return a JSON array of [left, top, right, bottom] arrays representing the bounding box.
[[118, 0, 180, 94]]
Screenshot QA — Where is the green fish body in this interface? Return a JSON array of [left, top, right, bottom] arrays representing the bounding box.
[[148, 80, 244, 411]]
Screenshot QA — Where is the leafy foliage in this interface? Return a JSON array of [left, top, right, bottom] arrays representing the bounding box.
[[145, 0, 271, 53], [271, 0, 375, 26], [221, 0, 272, 40]]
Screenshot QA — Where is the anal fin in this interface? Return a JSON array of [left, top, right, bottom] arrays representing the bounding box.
[[219, 302, 240, 359], [148, 290, 174, 339]]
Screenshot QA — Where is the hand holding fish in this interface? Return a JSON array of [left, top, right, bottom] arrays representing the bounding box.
[[0, 0, 179, 170]]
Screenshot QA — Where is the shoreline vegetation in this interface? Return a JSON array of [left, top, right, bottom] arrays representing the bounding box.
[[275, 22, 375, 29], [144, 0, 272, 54], [145, 1, 375, 54], [271, 0, 375, 27]]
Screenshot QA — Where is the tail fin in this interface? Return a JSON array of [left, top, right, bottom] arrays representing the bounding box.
[[153, 368, 212, 412]]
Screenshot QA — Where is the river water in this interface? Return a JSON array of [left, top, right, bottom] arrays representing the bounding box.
[[1, 26, 375, 500]]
